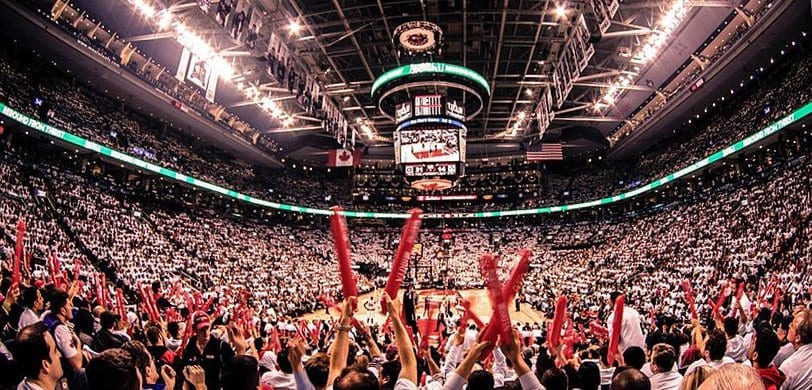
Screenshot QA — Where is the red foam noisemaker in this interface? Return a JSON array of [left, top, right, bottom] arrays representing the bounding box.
[[771, 288, 782, 317], [73, 259, 82, 282], [11, 219, 25, 285], [101, 273, 109, 308], [418, 303, 437, 350], [480, 254, 512, 350], [330, 206, 358, 309], [548, 295, 568, 351], [711, 282, 727, 319], [115, 288, 127, 319], [607, 294, 625, 366], [383, 208, 422, 311], [460, 298, 485, 329], [589, 320, 609, 339], [477, 249, 534, 354], [502, 248, 532, 300], [680, 280, 699, 320]]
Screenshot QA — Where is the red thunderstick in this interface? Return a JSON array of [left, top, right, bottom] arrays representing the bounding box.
[[502, 248, 532, 299], [330, 206, 358, 309], [460, 298, 485, 328], [479, 254, 512, 350], [607, 294, 625, 366], [478, 249, 533, 354], [11, 219, 25, 285], [115, 288, 127, 319], [680, 280, 699, 320], [73, 259, 82, 282], [383, 208, 422, 311], [549, 295, 568, 352]]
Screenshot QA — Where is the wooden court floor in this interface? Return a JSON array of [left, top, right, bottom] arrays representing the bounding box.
[[301, 288, 546, 327]]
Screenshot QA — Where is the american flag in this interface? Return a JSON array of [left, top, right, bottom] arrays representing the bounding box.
[[526, 143, 563, 161]]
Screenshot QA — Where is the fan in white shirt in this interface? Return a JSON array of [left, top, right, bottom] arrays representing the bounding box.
[[17, 286, 43, 330], [684, 328, 735, 376], [643, 344, 683, 390], [779, 309, 812, 390], [607, 292, 646, 353]]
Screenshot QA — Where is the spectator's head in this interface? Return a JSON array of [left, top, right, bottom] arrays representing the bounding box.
[[121, 340, 158, 385], [379, 360, 401, 388], [100, 311, 120, 330], [681, 365, 714, 390], [167, 321, 180, 339], [276, 348, 293, 374], [22, 286, 43, 311], [468, 370, 494, 390], [610, 367, 650, 390], [222, 355, 260, 390], [599, 345, 611, 367], [334, 366, 379, 390], [535, 348, 556, 377], [722, 317, 738, 337], [696, 364, 764, 390], [86, 348, 141, 390], [756, 308, 772, 325], [578, 361, 601, 390], [609, 291, 623, 307], [704, 329, 727, 361], [13, 322, 63, 386], [304, 353, 330, 390], [787, 308, 811, 347], [541, 367, 568, 390], [623, 346, 646, 369], [192, 311, 211, 343], [74, 307, 96, 336], [650, 344, 676, 374], [48, 289, 73, 321], [146, 325, 164, 346], [253, 336, 264, 352], [749, 325, 780, 368]]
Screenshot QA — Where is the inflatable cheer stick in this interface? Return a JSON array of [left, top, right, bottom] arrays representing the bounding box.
[[382, 209, 422, 312], [330, 206, 358, 310]]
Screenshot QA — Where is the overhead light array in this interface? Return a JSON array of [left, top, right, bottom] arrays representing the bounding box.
[[598, 0, 690, 108], [128, 0, 294, 126], [356, 117, 375, 139], [509, 111, 528, 137], [244, 86, 293, 125]]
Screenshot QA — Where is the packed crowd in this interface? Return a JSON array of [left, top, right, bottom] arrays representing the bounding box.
[[0, 3, 809, 389], [21, 0, 282, 154], [1, 23, 810, 215], [0, 111, 809, 390]]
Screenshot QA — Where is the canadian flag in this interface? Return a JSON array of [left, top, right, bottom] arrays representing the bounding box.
[[328, 149, 355, 167]]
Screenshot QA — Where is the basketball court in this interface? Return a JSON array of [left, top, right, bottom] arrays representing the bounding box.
[[301, 288, 546, 327]]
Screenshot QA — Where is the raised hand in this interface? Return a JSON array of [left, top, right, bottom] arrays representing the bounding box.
[[183, 365, 206, 390], [161, 365, 176, 390], [2, 282, 19, 313]]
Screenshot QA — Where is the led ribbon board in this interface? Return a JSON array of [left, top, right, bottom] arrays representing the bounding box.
[[1, 100, 810, 219], [371, 62, 491, 97], [395, 117, 467, 132]]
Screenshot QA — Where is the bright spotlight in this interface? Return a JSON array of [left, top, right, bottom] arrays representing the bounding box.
[[289, 20, 301, 34]]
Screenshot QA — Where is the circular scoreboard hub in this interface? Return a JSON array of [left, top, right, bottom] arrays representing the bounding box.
[[373, 22, 490, 191]]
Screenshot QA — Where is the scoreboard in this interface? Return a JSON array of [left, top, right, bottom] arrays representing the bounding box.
[[395, 95, 466, 124]]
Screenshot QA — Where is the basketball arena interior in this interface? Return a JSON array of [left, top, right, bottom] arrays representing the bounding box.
[[0, 1, 810, 389]]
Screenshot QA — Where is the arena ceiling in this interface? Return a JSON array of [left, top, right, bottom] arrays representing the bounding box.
[[46, 0, 810, 163]]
